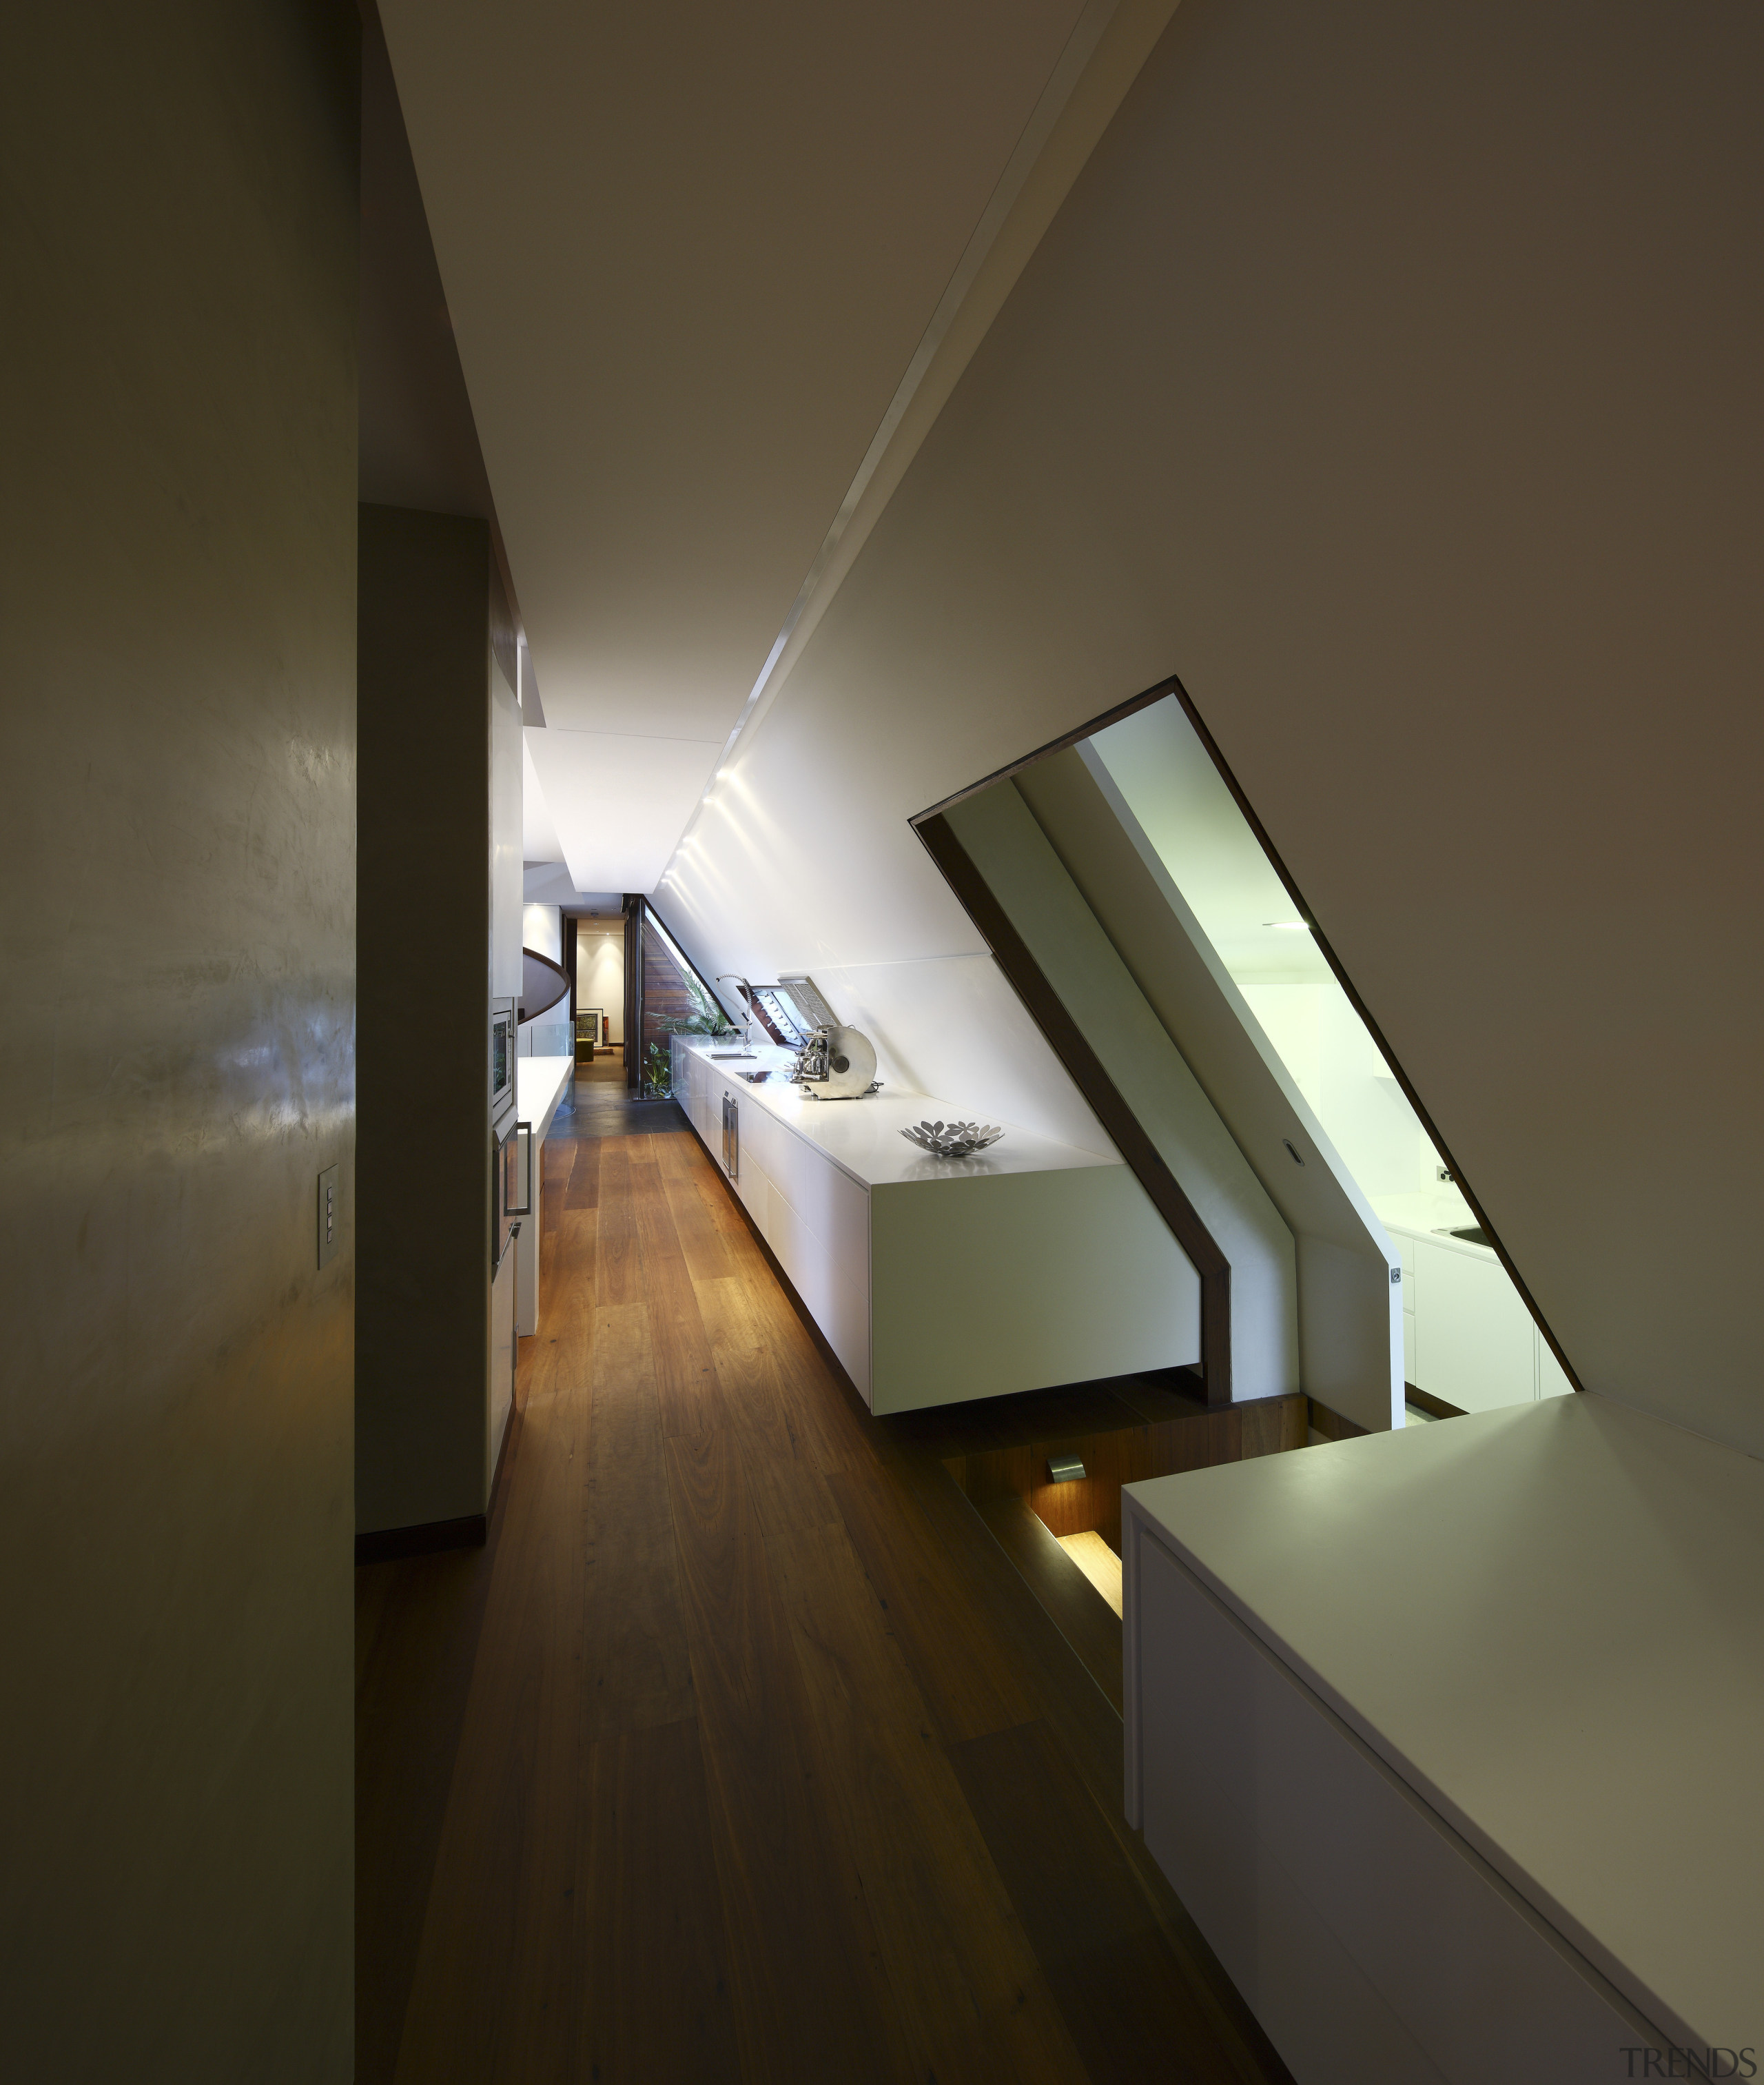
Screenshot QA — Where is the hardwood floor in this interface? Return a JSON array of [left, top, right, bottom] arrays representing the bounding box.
[[356, 1088, 1295, 2084]]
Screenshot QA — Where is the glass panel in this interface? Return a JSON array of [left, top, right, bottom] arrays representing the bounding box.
[[1087, 695, 1544, 1417]]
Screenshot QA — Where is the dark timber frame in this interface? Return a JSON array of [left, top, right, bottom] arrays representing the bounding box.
[[622, 893, 642, 1092], [626, 896, 748, 1100], [912, 668, 1583, 1402], [644, 897, 735, 1021]]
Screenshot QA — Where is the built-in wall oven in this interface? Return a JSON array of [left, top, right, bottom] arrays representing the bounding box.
[[493, 1115, 531, 1272], [491, 999, 529, 1272], [490, 997, 516, 1125]]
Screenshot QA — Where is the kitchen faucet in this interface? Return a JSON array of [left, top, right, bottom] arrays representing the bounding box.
[[715, 975, 756, 1050]]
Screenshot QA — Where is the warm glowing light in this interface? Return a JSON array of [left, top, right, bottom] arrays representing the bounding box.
[[1056, 1531, 1122, 1616]]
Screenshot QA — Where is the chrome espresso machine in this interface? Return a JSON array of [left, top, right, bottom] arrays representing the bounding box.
[[774, 974, 879, 1099]]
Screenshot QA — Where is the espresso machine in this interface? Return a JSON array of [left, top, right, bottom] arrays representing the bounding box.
[[793, 1023, 879, 1099]]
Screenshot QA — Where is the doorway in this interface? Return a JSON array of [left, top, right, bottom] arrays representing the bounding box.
[[571, 911, 626, 1079]]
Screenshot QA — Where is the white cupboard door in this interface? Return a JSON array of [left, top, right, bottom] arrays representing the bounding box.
[[489, 1239, 517, 1500], [1412, 1240, 1534, 1413], [1537, 1330, 1575, 1400]]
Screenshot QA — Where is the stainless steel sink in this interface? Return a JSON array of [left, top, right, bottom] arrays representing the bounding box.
[[1436, 1224, 1491, 1247]]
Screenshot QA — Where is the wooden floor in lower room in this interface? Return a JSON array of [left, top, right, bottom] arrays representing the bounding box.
[[356, 1077, 1296, 2085]]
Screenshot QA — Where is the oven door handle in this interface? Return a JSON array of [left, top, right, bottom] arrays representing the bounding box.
[[509, 1120, 534, 1216]]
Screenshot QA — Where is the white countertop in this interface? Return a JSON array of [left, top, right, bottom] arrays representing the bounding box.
[[516, 1054, 573, 1143], [1125, 1394, 1764, 2050], [1372, 1189, 1493, 1255], [674, 1035, 1118, 1189]]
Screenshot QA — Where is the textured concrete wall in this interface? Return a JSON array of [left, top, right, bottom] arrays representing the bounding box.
[[0, 3, 358, 2076]]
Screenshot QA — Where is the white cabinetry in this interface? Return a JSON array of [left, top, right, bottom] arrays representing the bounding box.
[[489, 1237, 516, 1481], [489, 654, 523, 999], [1125, 1399, 1764, 2077], [1413, 1236, 1535, 1412], [1392, 1222, 1575, 1412], [672, 1035, 1201, 1414], [514, 1055, 574, 1337]]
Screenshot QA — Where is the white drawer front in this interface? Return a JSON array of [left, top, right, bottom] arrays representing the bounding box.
[[795, 1144, 870, 1264], [1131, 1526, 1647, 2084]]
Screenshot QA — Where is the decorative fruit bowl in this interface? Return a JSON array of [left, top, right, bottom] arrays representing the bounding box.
[[900, 1119, 1005, 1159]]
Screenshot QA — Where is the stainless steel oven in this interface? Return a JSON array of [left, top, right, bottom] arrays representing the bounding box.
[[493, 1109, 531, 1272], [491, 998, 528, 1272], [490, 997, 516, 1126]]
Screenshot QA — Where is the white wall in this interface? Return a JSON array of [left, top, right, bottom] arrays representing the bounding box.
[[657, 0, 1764, 1457], [491, 653, 523, 999], [519, 904, 566, 1053], [522, 901, 562, 964], [1091, 700, 1437, 1207], [809, 955, 1113, 1153], [949, 780, 1293, 1401], [575, 919, 625, 1043]]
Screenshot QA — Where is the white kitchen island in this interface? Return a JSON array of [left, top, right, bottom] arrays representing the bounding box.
[[670, 1033, 1201, 1413], [1122, 1394, 1764, 2081]]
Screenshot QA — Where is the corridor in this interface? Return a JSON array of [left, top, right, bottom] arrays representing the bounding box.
[[355, 1084, 1291, 2084]]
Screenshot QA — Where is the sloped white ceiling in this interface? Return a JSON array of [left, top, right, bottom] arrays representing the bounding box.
[[378, 0, 1099, 891], [658, 0, 1764, 1459]]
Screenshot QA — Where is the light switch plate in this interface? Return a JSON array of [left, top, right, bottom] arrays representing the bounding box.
[[317, 1164, 340, 1270]]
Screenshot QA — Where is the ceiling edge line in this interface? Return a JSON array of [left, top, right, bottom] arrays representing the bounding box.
[[654, 0, 1181, 900]]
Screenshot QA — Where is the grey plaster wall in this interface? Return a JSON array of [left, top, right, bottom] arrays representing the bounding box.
[[0, 2, 359, 2077]]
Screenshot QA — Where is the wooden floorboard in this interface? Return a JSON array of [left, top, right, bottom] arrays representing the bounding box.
[[766, 1512, 1091, 2085], [665, 1424, 912, 2084], [562, 1133, 599, 1210], [630, 1139, 730, 1437], [952, 1718, 1258, 2085], [580, 1716, 742, 2084], [583, 1302, 697, 1746], [358, 1117, 1295, 2085], [593, 1140, 637, 1301]]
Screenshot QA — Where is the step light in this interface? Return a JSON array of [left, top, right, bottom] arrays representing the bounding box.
[[1047, 1454, 1086, 1484]]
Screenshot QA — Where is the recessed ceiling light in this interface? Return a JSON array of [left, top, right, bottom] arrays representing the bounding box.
[[1264, 920, 1311, 931]]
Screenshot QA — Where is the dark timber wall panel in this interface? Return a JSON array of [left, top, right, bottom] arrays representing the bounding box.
[[357, 507, 495, 1534], [0, 3, 358, 2075]]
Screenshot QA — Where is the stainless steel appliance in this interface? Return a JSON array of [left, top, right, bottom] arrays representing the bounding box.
[[493, 1110, 531, 1272], [490, 997, 517, 1125], [491, 999, 529, 1272], [794, 1023, 879, 1099]]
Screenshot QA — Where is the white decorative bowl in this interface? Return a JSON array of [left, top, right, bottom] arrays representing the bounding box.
[[900, 1119, 1005, 1159]]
